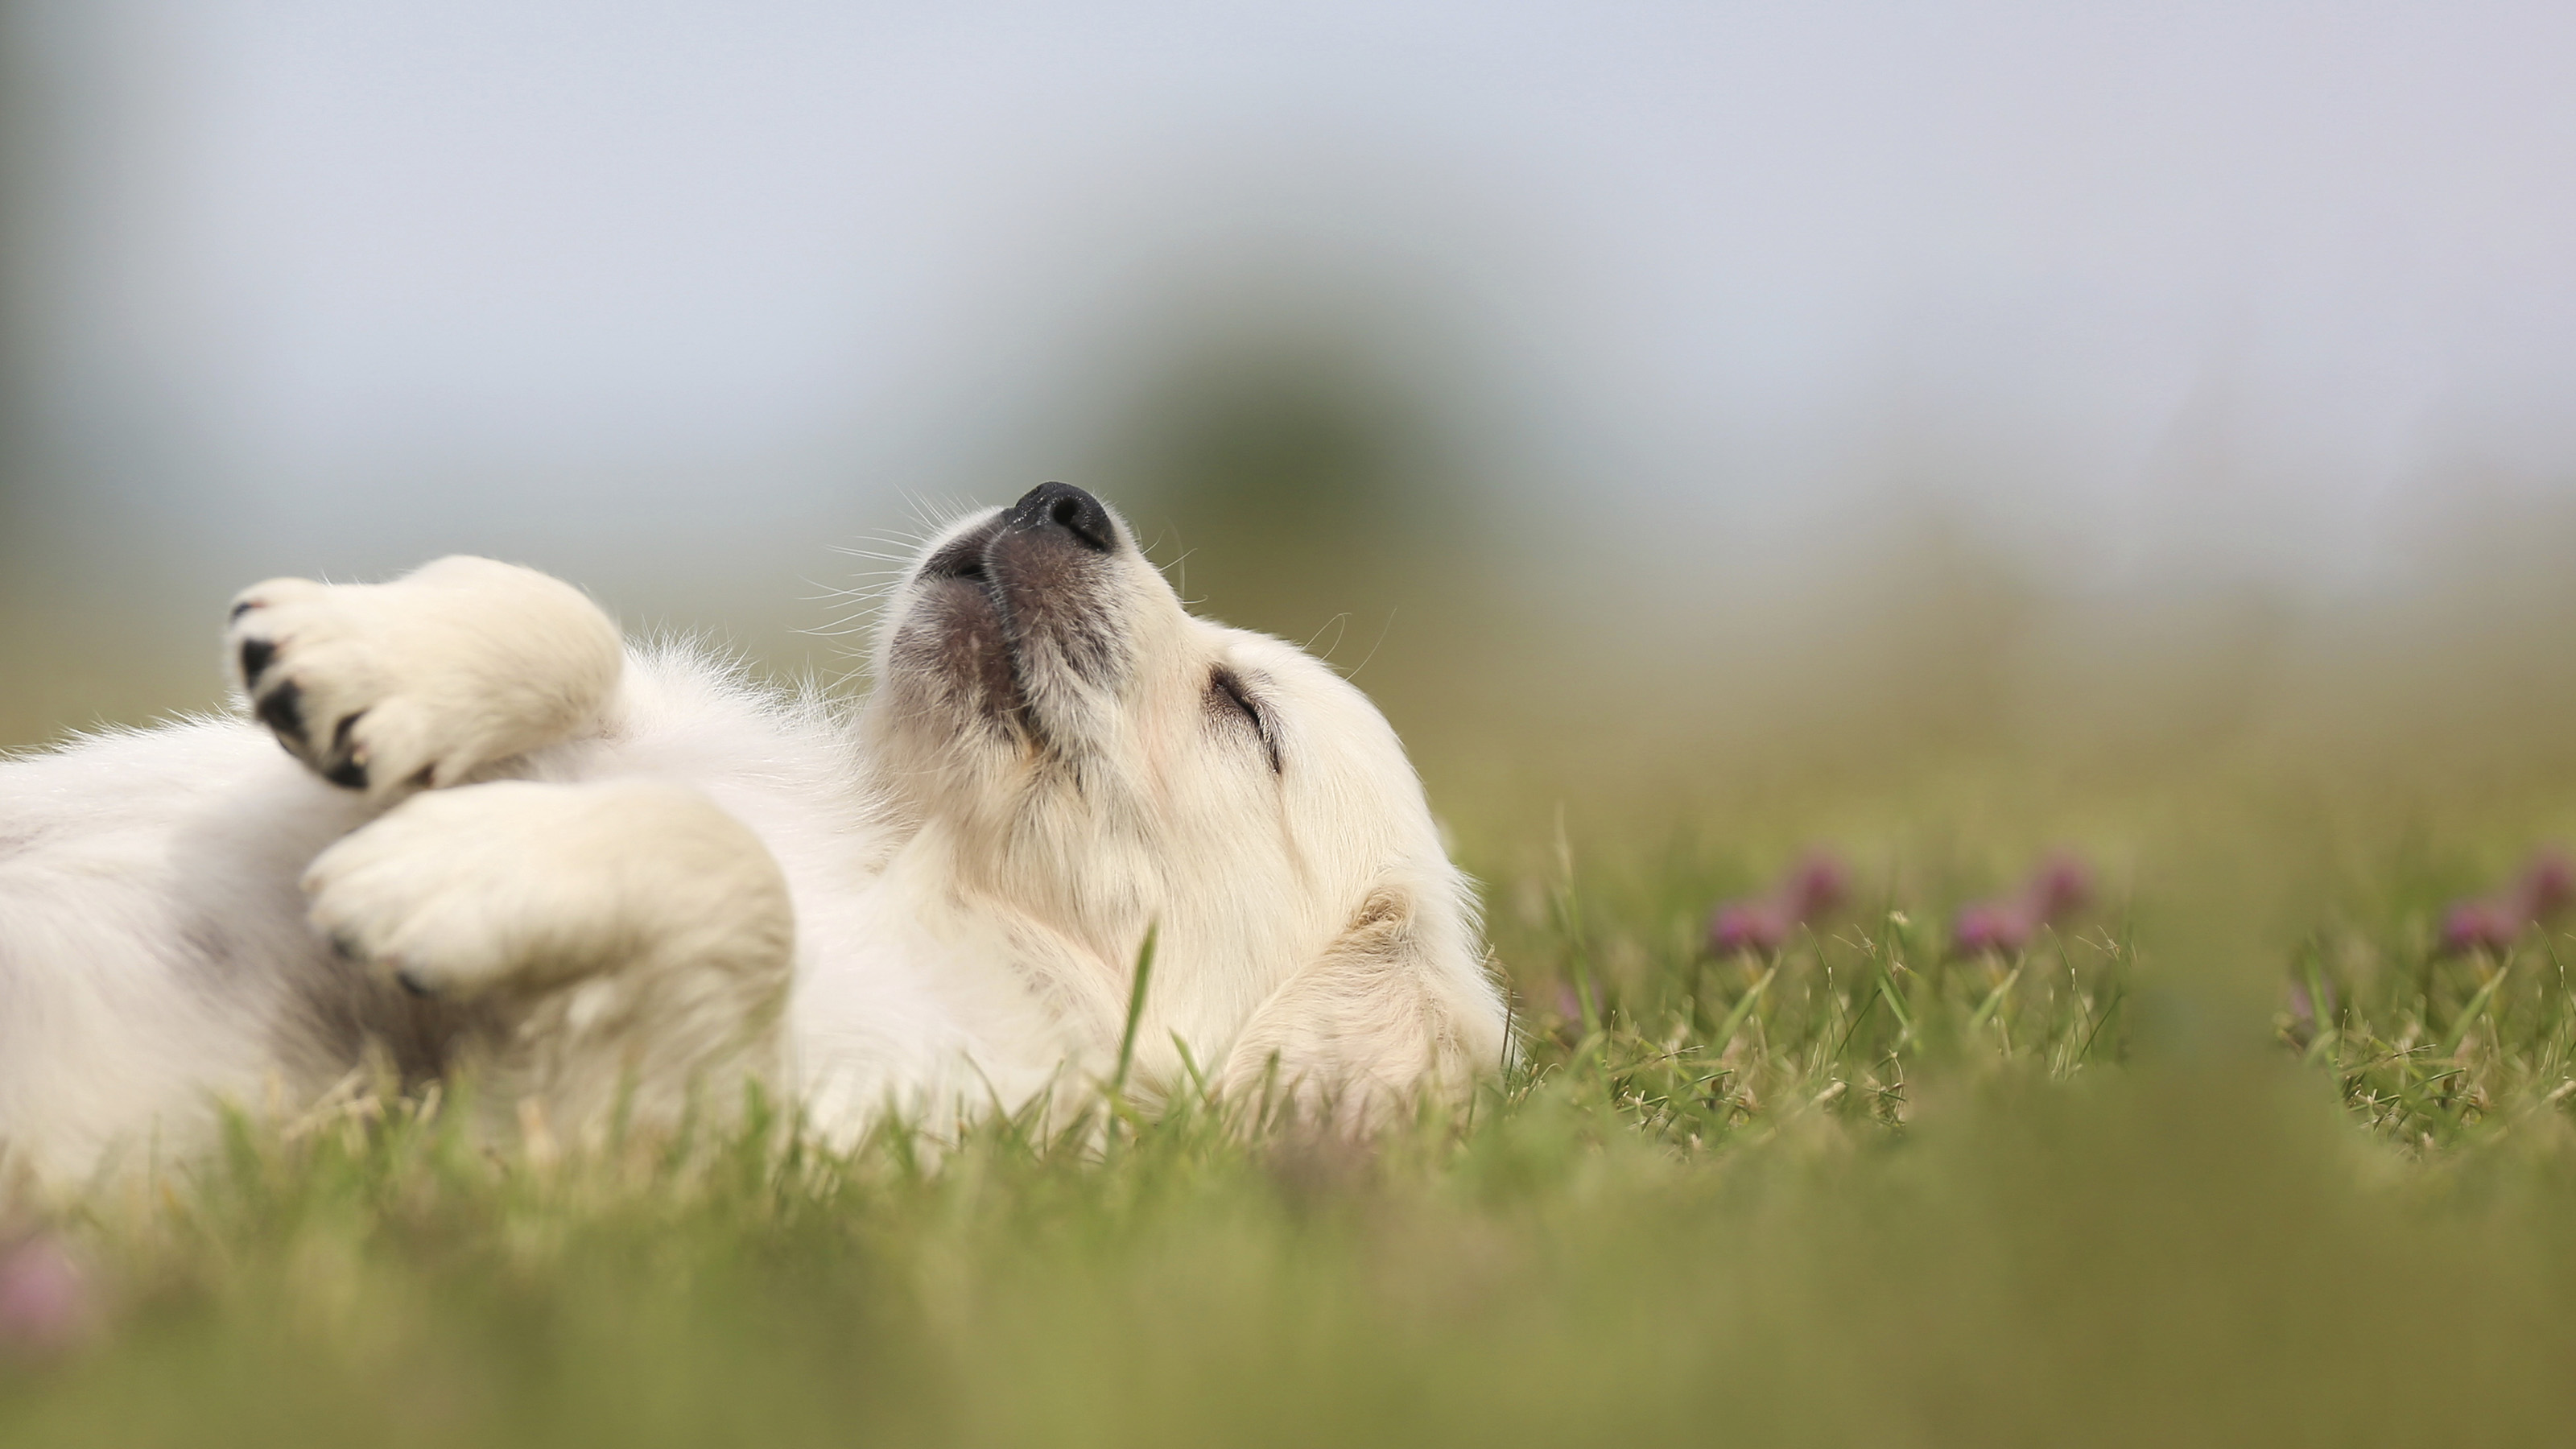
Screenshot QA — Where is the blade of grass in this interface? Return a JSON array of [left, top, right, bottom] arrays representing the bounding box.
[[2075, 991, 2124, 1066], [1832, 981, 1883, 1059], [1553, 805, 1602, 1041], [1712, 964, 1777, 1054], [2443, 964, 2507, 1059], [1112, 923, 1159, 1096], [1967, 965, 2023, 1036], [1875, 972, 1915, 1043]]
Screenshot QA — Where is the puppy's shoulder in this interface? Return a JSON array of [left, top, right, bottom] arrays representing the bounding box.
[[560, 638, 890, 855]]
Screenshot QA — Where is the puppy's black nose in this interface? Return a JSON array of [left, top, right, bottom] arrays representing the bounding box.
[[1006, 481, 1117, 554]]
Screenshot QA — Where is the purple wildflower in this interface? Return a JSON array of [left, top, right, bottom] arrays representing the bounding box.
[[1553, 983, 1586, 1022], [1707, 850, 1851, 956], [0, 1232, 91, 1358], [2438, 849, 2574, 956], [1781, 852, 1852, 920], [1952, 852, 2095, 956], [1951, 899, 2037, 955], [2530, 852, 2576, 917], [2284, 973, 2335, 1038], [1708, 899, 1792, 955]]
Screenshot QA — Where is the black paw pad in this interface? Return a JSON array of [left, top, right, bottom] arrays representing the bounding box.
[[255, 679, 308, 744], [237, 637, 275, 686], [324, 758, 369, 790]]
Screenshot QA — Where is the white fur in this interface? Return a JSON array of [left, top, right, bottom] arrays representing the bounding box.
[[0, 492, 1510, 1183]]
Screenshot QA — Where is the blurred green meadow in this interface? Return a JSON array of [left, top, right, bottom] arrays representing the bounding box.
[[14, 469, 2576, 1445], [10, 6, 2576, 1440]]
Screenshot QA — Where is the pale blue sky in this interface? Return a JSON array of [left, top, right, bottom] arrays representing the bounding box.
[[14, 1, 2576, 598]]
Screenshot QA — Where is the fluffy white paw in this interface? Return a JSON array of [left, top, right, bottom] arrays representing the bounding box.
[[226, 556, 624, 799], [303, 779, 794, 1001]]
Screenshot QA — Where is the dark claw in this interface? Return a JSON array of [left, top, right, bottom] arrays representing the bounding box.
[[237, 637, 275, 687], [255, 679, 308, 744], [394, 968, 435, 998], [229, 599, 258, 621], [319, 712, 370, 788]]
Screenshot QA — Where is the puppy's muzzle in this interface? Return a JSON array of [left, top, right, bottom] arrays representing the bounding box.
[[900, 482, 1129, 735], [1003, 481, 1117, 554], [919, 481, 1121, 583]]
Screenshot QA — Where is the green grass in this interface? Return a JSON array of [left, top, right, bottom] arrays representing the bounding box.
[[2290, 910, 2576, 1151], [26, 419, 2576, 1443], [10, 778, 2576, 1448]]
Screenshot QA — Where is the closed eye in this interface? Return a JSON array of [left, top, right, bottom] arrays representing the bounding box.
[[1208, 667, 1282, 774]]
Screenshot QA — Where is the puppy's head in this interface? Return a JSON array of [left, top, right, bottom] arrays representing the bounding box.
[[865, 482, 1505, 1106]]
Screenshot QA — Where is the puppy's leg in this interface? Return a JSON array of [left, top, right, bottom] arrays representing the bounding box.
[[303, 779, 795, 1139], [1217, 886, 1505, 1133], [225, 556, 623, 799]]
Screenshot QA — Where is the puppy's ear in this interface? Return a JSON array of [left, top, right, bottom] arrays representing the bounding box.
[[1218, 874, 1510, 1130]]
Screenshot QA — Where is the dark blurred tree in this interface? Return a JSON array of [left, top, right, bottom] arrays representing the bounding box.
[[1097, 323, 1474, 650]]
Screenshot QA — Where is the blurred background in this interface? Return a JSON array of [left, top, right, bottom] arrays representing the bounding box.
[[6, 0, 2576, 849], [16, 14, 2576, 1435]]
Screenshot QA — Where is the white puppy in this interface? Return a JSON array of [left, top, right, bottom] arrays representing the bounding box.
[[0, 485, 1509, 1181]]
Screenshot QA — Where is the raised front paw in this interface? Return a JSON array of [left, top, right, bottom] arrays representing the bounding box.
[[226, 556, 624, 799], [303, 779, 795, 1001], [303, 783, 549, 998]]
